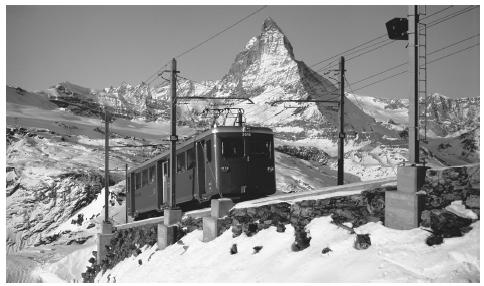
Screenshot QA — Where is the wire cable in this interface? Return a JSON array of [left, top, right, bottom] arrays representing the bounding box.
[[351, 42, 479, 92], [315, 5, 474, 75], [350, 33, 479, 89], [310, 5, 455, 69], [174, 6, 268, 59]]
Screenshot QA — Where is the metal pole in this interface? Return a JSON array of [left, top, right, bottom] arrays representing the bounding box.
[[169, 58, 178, 209], [337, 56, 345, 185], [125, 163, 128, 223], [104, 110, 110, 223], [408, 5, 419, 164]]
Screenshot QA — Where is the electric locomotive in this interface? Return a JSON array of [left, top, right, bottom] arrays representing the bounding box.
[[126, 125, 276, 220]]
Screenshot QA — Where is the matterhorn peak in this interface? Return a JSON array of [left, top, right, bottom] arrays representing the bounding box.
[[262, 17, 284, 33]]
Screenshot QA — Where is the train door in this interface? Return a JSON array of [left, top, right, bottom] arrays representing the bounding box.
[[247, 135, 276, 196], [220, 136, 247, 195], [196, 141, 206, 197], [205, 139, 216, 197], [162, 161, 169, 205]]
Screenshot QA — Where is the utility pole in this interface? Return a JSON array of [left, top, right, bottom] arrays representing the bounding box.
[[408, 5, 419, 164], [337, 56, 345, 185], [169, 58, 178, 209], [125, 163, 128, 223], [104, 110, 110, 223], [384, 5, 428, 230]]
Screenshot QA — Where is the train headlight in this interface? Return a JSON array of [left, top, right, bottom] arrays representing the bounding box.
[[266, 166, 275, 173], [221, 165, 230, 173]]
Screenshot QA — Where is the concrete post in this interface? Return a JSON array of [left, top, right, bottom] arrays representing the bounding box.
[[157, 208, 183, 250], [210, 198, 234, 218], [203, 198, 234, 242], [385, 165, 428, 229], [97, 221, 114, 263]]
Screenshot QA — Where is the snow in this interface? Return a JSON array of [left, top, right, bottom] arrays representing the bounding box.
[[96, 217, 480, 282], [274, 152, 360, 193], [445, 200, 479, 220], [37, 244, 96, 282]]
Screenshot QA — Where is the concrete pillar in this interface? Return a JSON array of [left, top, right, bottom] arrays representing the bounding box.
[[157, 209, 183, 250], [164, 208, 182, 226], [97, 221, 114, 262], [385, 191, 425, 229], [211, 198, 234, 218], [157, 223, 178, 250], [203, 198, 234, 242], [203, 216, 220, 242], [385, 165, 428, 230]]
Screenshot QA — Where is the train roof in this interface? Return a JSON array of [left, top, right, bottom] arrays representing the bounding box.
[[127, 125, 273, 173]]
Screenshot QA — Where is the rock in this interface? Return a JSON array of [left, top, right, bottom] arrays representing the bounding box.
[[292, 227, 311, 252], [420, 210, 431, 228], [230, 244, 238, 255], [321, 247, 332, 254], [246, 208, 258, 217], [244, 223, 258, 237], [252, 246, 263, 254], [465, 194, 480, 209], [232, 223, 243, 237], [426, 234, 444, 246], [276, 223, 286, 233], [133, 248, 142, 257], [426, 209, 473, 237], [354, 234, 371, 250]]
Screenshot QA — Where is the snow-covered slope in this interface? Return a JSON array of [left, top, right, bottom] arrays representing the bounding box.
[[95, 217, 480, 283]]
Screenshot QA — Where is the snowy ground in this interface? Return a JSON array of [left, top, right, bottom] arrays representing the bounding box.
[[93, 217, 479, 283]]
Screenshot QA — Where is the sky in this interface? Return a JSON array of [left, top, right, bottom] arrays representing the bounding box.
[[5, 5, 480, 99]]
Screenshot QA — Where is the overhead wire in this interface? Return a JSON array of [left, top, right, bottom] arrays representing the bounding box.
[[314, 5, 475, 76], [351, 42, 479, 92], [310, 5, 455, 69], [174, 5, 268, 59], [350, 33, 480, 90]]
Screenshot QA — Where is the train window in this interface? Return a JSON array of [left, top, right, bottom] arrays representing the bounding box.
[[221, 138, 244, 158], [177, 153, 186, 173], [135, 172, 141, 190], [187, 148, 195, 170], [142, 169, 148, 187], [149, 165, 156, 183], [249, 139, 272, 158], [206, 140, 211, 162]]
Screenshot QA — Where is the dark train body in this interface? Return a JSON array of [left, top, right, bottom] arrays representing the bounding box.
[[126, 125, 276, 219]]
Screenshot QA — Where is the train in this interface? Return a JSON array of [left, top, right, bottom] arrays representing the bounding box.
[[126, 125, 276, 220]]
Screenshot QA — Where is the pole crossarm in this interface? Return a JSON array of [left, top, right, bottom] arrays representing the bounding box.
[[176, 96, 254, 104], [269, 99, 339, 106]]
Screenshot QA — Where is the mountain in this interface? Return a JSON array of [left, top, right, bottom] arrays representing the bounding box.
[[43, 18, 478, 141], [346, 93, 480, 137]]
